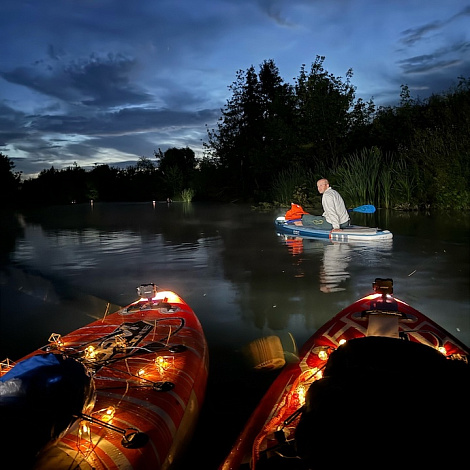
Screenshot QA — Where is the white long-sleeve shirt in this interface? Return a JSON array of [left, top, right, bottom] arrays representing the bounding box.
[[322, 187, 350, 229]]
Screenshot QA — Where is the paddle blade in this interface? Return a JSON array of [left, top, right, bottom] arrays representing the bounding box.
[[351, 204, 376, 213]]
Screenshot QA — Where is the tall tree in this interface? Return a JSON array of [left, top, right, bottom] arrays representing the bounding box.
[[205, 57, 368, 199], [205, 60, 295, 198], [255, 60, 297, 183], [0, 153, 22, 205], [206, 66, 261, 197], [293, 56, 358, 171]]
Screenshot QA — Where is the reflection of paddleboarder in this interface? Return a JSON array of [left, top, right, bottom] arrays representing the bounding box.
[[279, 234, 350, 293], [319, 243, 351, 293]]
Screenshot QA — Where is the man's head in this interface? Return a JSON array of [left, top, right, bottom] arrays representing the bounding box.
[[317, 179, 329, 194]]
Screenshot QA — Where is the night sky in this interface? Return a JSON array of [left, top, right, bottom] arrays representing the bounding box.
[[2, 0, 469, 178]]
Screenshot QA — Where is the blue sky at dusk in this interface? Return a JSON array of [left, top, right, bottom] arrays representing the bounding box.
[[1, 0, 469, 178]]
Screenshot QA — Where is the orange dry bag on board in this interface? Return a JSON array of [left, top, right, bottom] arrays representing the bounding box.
[[285, 203, 309, 220]]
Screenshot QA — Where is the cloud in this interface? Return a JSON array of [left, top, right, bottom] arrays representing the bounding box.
[[389, 4, 470, 96], [398, 41, 470, 75], [0, 42, 220, 177], [1, 96, 219, 177], [400, 4, 470, 47], [256, 0, 297, 27], [1, 53, 152, 108]]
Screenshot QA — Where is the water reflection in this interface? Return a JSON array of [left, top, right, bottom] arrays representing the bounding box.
[[320, 243, 351, 293], [278, 233, 393, 294]]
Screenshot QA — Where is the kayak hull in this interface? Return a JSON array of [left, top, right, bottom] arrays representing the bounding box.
[[275, 216, 393, 241]]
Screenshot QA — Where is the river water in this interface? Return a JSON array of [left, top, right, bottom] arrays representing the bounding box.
[[1, 202, 469, 467]]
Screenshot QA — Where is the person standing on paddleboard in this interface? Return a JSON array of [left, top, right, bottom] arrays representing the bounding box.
[[302, 179, 350, 231]]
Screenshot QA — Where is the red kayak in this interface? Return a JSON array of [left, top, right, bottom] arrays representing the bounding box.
[[0, 284, 208, 469], [221, 278, 469, 469]]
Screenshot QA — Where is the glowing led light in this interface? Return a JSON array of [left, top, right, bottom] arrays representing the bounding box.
[[438, 346, 447, 355], [338, 339, 347, 346], [79, 421, 91, 439], [48, 333, 64, 348], [318, 350, 328, 361], [297, 383, 307, 405], [155, 356, 173, 371], [156, 291, 181, 304], [102, 406, 116, 423], [85, 345, 96, 360], [137, 368, 146, 377]]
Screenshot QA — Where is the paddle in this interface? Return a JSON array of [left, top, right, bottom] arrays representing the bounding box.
[[282, 204, 376, 224], [349, 204, 376, 213]]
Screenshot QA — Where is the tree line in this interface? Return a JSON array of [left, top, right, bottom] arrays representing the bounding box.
[[2, 56, 469, 209], [1, 147, 199, 206]]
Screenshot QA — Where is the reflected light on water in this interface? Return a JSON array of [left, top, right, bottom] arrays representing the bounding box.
[[278, 234, 393, 294]]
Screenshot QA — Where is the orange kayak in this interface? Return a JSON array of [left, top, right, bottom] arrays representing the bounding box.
[[0, 284, 208, 469], [220, 278, 469, 469]]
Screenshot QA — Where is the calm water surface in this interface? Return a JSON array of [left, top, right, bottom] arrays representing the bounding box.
[[1, 202, 469, 467]]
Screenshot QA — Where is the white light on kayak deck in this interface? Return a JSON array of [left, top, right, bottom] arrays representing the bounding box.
[[318, 350, 328, 361], [79, 421, 91, 439], [84, 345, 96, 360], [297, 383, 308, 405], [296, 368, 323, 405], [155, 355, 174, 373], [102, 406, 116, 423], [155, 291, 182, 304]]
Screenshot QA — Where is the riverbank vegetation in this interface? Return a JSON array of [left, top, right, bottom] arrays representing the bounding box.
[[2, 56, 469, 210]]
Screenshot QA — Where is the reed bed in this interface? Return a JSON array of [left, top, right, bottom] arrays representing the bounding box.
[[333, 147, 418, 209], [180, 188, 195, 202], [333, 148, 381, 207], [271, 166, 315, 206], [270, 144, 465, 210]]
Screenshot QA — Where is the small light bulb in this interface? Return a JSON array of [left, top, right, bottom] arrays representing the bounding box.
[[102, 406, 115, 422], [338, 339, 347, 346], [318, 350, 328, 361], [438, 346, 446, 355], [79, 421, 91, 439], [155, 356, 173, 372], [297, 384, 307, 405], [85, 345, 96, 360]]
